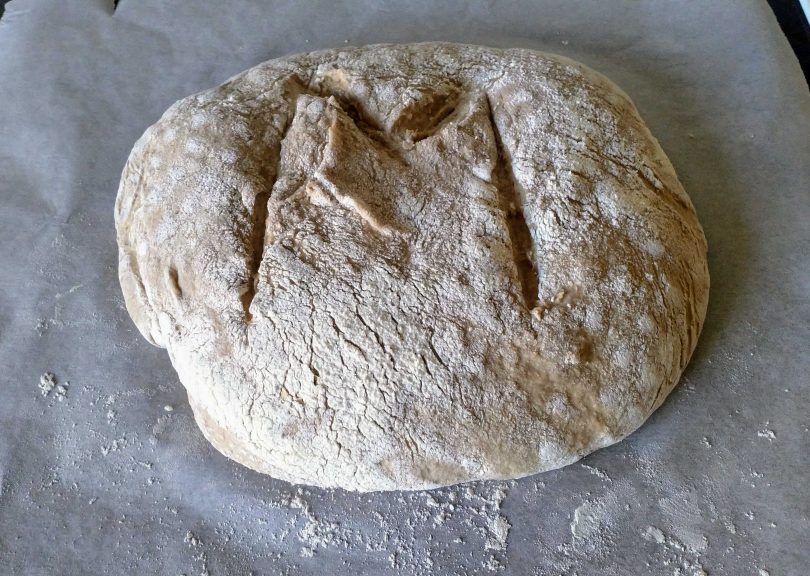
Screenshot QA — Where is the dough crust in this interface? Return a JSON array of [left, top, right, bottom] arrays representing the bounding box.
[[115, 43, 709, 491]]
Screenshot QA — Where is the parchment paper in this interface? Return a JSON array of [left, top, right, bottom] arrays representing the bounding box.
[[1, 1, 809, 574]]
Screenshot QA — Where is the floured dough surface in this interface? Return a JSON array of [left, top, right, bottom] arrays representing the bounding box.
[[115, 43, 709, 491]]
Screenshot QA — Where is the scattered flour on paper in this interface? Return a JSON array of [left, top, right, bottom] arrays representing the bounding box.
[[18, 322, 781, 576], [184, 530, 211, 576], [642, 525, 709, 576], [285, 482, 514, 572], [35, 283, 84, 335], [295, 500, 353, 558], [659, 491, 708, 553], [570, 493, 620, 551], [18, 369, 779, 576]]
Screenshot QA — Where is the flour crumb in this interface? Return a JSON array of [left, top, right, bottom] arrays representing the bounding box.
[[758, 569, 771, 576], [38, 372, 68, 400], [38, 372, 56, 396], [100, 435, 130, 456], [581, 463, 611, 481], [424, 492, 456, 526], [702, 436, 712, 447], [757, 428, 776, 440], [485, 515, 510, 550], [299, 546, 315, 558], [644, 525, 666, 544], [723, 518, 737, 534], [483, 555, 503, 571], [164, 405, 174, 412], [54, 383, 68, 401], [184, 530, 200, 547]]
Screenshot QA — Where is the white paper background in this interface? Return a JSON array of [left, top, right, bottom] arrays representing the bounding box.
[[1, 1, 809, 574]]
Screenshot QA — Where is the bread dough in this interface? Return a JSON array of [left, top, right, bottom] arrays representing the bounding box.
[[115, 43, 709, 491]]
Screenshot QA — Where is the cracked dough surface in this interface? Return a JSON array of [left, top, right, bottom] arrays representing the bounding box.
[[115, 43, 709, 491]]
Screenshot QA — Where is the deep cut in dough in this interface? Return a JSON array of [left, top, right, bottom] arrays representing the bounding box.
[[115, 43, 709, 491]]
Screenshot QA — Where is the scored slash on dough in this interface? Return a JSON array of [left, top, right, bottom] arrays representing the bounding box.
[[486, 93, 540, 310]]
